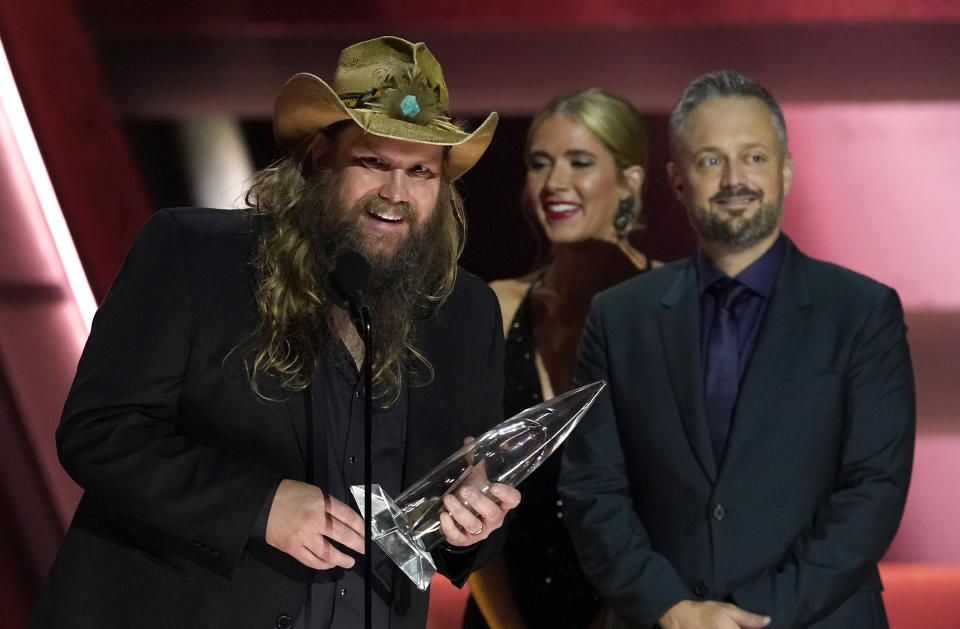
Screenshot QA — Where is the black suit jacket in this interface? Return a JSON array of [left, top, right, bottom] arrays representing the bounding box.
[[559, 238, 914, 628], [31, 209, 506, 629]]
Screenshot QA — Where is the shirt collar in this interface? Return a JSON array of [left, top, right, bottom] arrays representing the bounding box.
[[696, 232, 786, 298]]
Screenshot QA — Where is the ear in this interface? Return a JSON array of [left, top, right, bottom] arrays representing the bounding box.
[[305, 132, 330, 174], [621, 165, 645, 197], [782, 151, 794, 196], [666, 161, 686, 203]]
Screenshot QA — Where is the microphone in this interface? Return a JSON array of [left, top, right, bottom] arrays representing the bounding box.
[[326, 250, 371, 310], [326, 251, 372, 338]]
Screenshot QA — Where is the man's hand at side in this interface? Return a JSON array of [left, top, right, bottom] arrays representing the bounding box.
[[659, 600, 771, 629], [265, 479, 365, 570]]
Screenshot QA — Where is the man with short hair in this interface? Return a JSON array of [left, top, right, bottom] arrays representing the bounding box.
[[559, 70, 914, 629], [31, 36, 519, 629]]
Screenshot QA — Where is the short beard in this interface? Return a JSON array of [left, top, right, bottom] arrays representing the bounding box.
[[686, 185, 783, 250], [297, 169, 447, 404]]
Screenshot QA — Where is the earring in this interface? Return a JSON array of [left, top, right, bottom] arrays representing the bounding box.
[[613, 196, 635, 237]]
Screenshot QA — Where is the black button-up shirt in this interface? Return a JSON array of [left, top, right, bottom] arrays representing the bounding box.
[[256, 339, 406, 629]]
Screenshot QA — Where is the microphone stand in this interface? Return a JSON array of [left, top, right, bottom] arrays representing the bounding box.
[[349, 302, 374, 629], [327, 250, 374, 629]]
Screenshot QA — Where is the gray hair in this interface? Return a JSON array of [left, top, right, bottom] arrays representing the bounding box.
[[669, 70, 787, 158]]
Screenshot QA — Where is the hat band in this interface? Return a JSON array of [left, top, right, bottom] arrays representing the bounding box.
[[339, 88, 382, 110], [339, 88, 451, 120]]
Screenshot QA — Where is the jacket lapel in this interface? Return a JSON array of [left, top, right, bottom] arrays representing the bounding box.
[[720, 240, 812, 475], [659, 262, 717, 482], [280, 384, 310, 478], [238, 216, 310, 476], [402, 374, 423, 489], [402, 317, 446, 489]]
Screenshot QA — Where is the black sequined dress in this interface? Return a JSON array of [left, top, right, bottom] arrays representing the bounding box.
[[461, 288, 604, 628], [463, 241, 648, 628]]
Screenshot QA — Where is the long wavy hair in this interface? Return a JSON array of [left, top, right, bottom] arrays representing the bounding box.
[[242, 134, 466, 405]]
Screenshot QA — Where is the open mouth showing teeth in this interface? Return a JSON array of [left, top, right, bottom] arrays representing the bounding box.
[[368, 210, 403, 223], [545, 203, 581, 218]]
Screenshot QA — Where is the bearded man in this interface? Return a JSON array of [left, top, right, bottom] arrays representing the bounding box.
[[559, 70, 915, 629], [31, 36, 519, 629]]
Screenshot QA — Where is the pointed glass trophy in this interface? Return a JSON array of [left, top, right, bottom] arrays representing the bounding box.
[[351, 380, 605, 591]]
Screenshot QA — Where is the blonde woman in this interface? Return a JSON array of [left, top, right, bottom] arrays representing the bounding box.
[[464, 89, 658, 629]]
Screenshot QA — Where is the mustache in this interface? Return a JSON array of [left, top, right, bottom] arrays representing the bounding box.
[[710, 185, 763, 203]]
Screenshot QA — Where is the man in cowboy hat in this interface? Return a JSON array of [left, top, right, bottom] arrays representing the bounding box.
[[31, 36, 519, 629]]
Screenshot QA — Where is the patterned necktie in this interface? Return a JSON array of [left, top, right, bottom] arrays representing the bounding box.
[[704, 279, 749, 463]]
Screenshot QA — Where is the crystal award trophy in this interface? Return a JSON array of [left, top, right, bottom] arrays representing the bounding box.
[[351, 380, 605, 590]]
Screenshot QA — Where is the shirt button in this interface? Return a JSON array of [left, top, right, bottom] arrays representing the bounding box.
[[339, 587, 348, 597], [354, 391, 360, 399], [713, 503, 726, 521], [276, 614, 293, 629], [348, 456, 357, 464], [693, 582, 708, 597]]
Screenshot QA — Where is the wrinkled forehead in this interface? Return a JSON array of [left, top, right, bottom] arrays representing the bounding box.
[[679, 97, 784, 155]]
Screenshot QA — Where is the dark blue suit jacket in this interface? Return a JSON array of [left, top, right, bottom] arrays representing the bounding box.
[[31, 208, 506, 629], [559, 237, 914, 628]]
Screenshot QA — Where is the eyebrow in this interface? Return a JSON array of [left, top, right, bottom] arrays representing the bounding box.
[[739, 142, 774, 152], [348, 144, 441, 167], [693, 141, 774, 155], [528, 148, 598, 159]]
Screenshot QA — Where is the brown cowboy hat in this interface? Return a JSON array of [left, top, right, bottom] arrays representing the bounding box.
[[274, 36, 498, 181]]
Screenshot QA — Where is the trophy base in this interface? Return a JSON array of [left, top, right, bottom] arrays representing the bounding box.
[[351, 483, 436, 591]]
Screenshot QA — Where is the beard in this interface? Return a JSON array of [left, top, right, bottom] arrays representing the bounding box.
[[296, 169, 449, 400], [686, 184, 783, 250]]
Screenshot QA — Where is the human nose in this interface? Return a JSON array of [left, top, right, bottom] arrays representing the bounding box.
[[544, 164, 570, 192], [379, 169, 409, 204], [720, 160, 746, 188]]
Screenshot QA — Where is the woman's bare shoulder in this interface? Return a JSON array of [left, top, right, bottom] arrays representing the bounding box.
[[489, 273, 538, 335]]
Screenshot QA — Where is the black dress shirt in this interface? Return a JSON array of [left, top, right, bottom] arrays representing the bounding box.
[[253, 346, 407, 629], [251, 339, 406, 629], [300, 340, 406, 629]]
